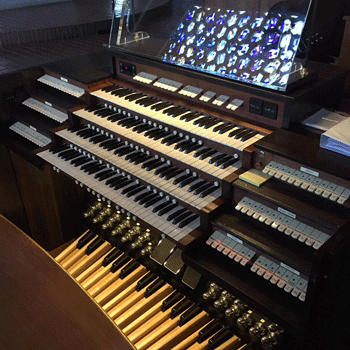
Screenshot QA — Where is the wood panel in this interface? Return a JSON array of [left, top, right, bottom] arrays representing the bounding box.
[[10, 151, 86, 250], [0, 146, 30, 233], [0, 215, 135, 350]]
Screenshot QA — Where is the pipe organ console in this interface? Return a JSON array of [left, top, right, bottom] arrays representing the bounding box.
[[1, 1, 350, 350]]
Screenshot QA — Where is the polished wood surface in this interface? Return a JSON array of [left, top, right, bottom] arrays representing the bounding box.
[[0, 215, 135, 350]]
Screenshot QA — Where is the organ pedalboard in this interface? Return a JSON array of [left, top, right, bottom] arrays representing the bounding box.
[[55, 201, 286, 350], [34, 54, 350, 350]]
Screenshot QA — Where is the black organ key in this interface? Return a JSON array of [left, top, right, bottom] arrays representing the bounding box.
[[50, 144, 70, 154], [193, 116, 209, 126], [96, 109, 113, 117], [144, 278, 166, 297], [172, 211, 192, 225], [154, 164, 172, 175], [80, 130, 99, 139], [87, 164, 106, 175], [120, 261, 140, 279], [106, 174, 124, 187], [99, 138, 116, 148], [118, 116, 134, 126], [228, 128, 244, 138], [106, 113, 124, 121], [162, 291, 183, 312], [221, 158, 239, 169], [90, 134, 109, 144], [204, 120, 220, 129], [113, 145, 129, 155], [134, 155, 152, 165], [182, 112, 201, 121], [102, 248, 122, 266], [200, 149, 217, 160], [121, 183, 141, 195], [134, 190, 153, 202], [171, 298, 193, 318], [173, 173, 190, 185], [101, 85, 119, 92], [139, 193, 158, 205], [76, 231, 95, 249], [208, 328, 233, 350], [126, 185, 146, 198], [110, 255, 131, 273], [179, 176, 198, 187], [150, 102, 172, 111], [136, 272, 157, 291], [117, 147, 134, 157], [134, 124, 153, 133], [196, 117, 213, 127], [235, 129, 251, 140], [125, 150, 142, 161], [57, 148, 76, 158], [125, 120, 143, 129], [185, 143, 202, 154], [105, 140, 123, 151], [125, 93, 145, 101], [63, 151, 81, 161], [152, 200, 172, 213], [95, 169, 115, 181], [188, 180, 207, 192], [219, 124, 236, 134], [194, 183, 212, 195], [161, 134, 177, 144], [214, 155, 232, 167], [143, 127, 160, 137], [158, 203, 177, 216], [75, 127, 91, 136], [198, 320, 222, 343], [209, 154, 226, 164], [167, 208, 187, 221], [141, 158, 158, 169], [179, 305, 202, 326], [85, 237, 105, 255], [71, 156, 90, 166], [212, 123, 228, 132], [193, 147, 211, 158], [146, 160, 164, 171], [80, 160, 99, 172], [178, 141, 193, 152], [114, 178, 133, 190], [144, 195, 163, 208], [167, 136, 184, 146], [241, 131, 257, 141], [111, 88, 133, 97], [178, 214, 198, 228], [159, 166, 177, 178], [200, 185, 218, 198], [164, 168, 183, 180]]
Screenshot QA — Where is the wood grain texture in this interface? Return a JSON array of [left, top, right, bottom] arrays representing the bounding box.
[[0, 215, 135, 350], [10, 151, 86, 250]]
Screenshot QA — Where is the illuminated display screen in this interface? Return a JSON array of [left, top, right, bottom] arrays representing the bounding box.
[[162, 5, 307, 91]]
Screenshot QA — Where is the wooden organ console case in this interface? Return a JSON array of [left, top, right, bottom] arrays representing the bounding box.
[[1, 1, 350, 350]]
